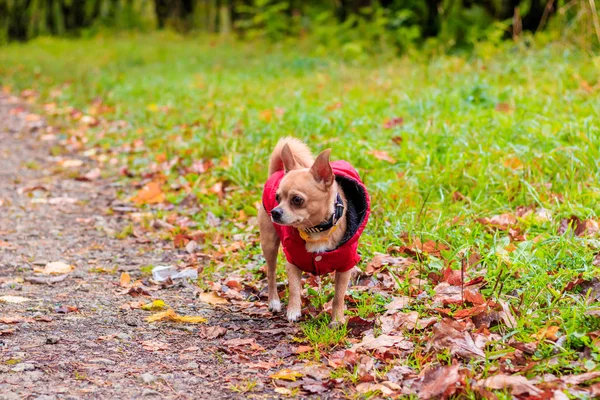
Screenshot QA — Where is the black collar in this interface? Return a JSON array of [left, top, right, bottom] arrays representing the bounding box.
[[302, 193, 344, 234]]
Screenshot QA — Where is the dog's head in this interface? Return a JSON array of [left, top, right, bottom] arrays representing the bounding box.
[[271, 145, 336, 228]]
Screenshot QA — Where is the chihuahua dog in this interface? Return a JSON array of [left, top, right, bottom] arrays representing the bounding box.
[[258, 137, 370, 323]]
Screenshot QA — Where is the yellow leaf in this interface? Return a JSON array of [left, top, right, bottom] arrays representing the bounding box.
[[174, 315, 207, 324], [269, 369, 303, 381], [120, 272, 131, 287], [146, 309, 207, 324], [131, 182, 165, 205], [198, 292, 228, 305], [141, 300, 166, 311], [34, 261, 73, 275], [147, 309, 176, 323]]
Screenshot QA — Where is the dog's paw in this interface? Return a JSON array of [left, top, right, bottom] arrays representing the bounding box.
[[286, 307, 301, 322], [268, 299, 281, 313], [328, 320, 345, 329]]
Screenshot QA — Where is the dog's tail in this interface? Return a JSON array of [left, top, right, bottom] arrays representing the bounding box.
[[268, 137, 314, 176]]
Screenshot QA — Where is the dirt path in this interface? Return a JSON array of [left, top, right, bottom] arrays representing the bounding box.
[[0, 96, 302, 399]]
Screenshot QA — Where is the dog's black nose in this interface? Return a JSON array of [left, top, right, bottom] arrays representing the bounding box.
[[271, 208, 283, 222]]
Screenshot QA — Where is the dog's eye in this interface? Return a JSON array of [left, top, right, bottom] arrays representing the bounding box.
[[291, 196, 304, 206], [275, 194, 281, 203]]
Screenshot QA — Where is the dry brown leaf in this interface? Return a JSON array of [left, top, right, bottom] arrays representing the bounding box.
[[430, 319, 486, 359], [558, 216, 599, 237], [419, 364, 460, 399], [356, 382, 399, 396], [368, 150, 396, 164], [383, 117, 404, 129], [385, 296, 412, 312], [198, 326, 227, 339], [352, 333, 414, 352], [198, 292, 228, 305], [131, 181, 165, 205], [34, 261, 73, 275], [141, 340, 170, 351], [365, 253, 413, 275], [478, 374, 541, 396], [119, 272, 131, 288], [477, 213, 517, 230]]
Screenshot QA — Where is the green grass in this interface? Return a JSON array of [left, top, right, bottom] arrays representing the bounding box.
[[1, 32, 600, 393]]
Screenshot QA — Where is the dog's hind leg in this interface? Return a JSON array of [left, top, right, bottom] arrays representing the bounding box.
[[259, 207, 281, 312], [331, 269, 351, 325]]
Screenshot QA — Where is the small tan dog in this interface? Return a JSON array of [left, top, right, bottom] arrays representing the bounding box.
[[258, 138, 370, 323]]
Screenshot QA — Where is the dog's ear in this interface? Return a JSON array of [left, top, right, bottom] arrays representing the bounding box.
[[310, 149, 334, 186], [281, 143, 298, 173]]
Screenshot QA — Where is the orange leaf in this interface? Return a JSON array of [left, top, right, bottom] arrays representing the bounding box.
[[533, 325, 559, 341], [368, 150, 396, 164], [259, 109, 273, 122], [131, 181, 165, 205], [120, 272, 131, 288]]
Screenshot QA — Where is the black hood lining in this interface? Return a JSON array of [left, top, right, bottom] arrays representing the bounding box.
[[336, 175, 368, 247]]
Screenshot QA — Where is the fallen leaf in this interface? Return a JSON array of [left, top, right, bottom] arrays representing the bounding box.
[[366, 253, 413, 275], [419, 364, 460, 399], [1, 329, 15, 336], [141, 340, 170, 351], [385, 296, 412, 312], [34, 261, 73, 275], [274, 387, 292, 395], [198, 326, 227, 339], [503, 157, 522, 169], [141, 300, 166, 311], [495, 103, 513, 113], [259, 109, 273, 122], [430, 319, 486, 359], [368, 150, 396, 164], [352, 333, 413, 352], [131, 181, 165, 205], [477, 213, 517, 230], [59, 159, 83, 168], [24, 274, 69, 285], [383, 117, 404, 129], [146, 308, 207, 324], [76, 168, 101, 181], [119, 272, 131, 288], [55, 305, 79, 314], [0, 295, 32, 303], [270, 369, 303, 381], [478, 374, 541, 396], [326, 102, 342, 111], [347, 316, 375, 336], [356, 382, 397, 396], [532, 325, 559, 341], [558, 216, 598, 237], [198, 292, 228, 305], [0, 316, 34, 324]]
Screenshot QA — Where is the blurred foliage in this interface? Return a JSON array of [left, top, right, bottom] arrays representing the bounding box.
[[1, 0, 599, 52]]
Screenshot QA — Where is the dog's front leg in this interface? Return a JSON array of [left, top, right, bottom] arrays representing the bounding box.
[[259, 208, 281, 312], [285, 262, 302, 322], [331, 270, 351, 324]]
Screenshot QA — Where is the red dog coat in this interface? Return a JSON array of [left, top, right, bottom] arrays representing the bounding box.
[[262, 160, 370, 275]]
